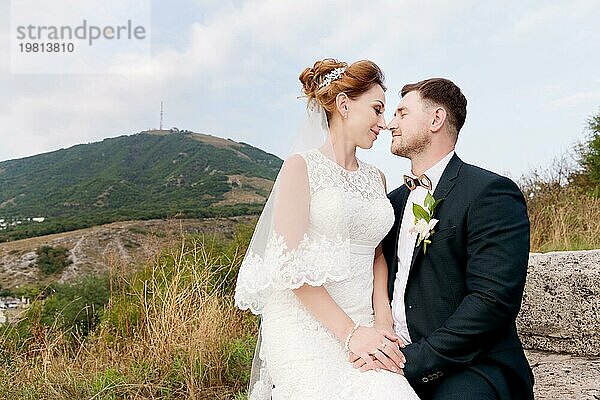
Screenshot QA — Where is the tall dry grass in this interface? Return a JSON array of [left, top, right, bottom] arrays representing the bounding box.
[[527, 187, 600, 252], [521, 157, 600, 252], [0, 227, 258, 399]]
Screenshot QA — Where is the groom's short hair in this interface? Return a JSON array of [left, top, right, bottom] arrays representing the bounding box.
[[401, 78, 467, 140]]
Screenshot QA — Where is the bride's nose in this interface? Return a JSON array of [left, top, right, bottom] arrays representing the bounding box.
[[377, 115, 387, 130]]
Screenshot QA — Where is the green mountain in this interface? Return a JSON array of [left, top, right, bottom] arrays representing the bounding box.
[[0, 130, 281, 242]]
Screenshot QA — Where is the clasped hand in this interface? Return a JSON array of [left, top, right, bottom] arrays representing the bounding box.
[[347, 326, 406, 374]]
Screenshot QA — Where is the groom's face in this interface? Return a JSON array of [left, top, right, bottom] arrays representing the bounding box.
[[388, 90, 432, 158]]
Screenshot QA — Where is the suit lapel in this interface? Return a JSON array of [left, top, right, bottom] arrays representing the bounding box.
[[408, 153, 463, 272]]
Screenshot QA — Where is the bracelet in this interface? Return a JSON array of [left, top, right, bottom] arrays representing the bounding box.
[[344, 323, 360, 351]]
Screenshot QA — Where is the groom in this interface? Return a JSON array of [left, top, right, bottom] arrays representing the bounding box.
[[380, 78, 534, 399]]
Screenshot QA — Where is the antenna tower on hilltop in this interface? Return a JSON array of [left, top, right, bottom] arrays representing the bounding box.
[[160, 101, 164, 130]]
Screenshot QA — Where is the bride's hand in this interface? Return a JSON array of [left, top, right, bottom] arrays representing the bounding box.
[[350, 354, 405, 375], [347, 326, 405, 373]]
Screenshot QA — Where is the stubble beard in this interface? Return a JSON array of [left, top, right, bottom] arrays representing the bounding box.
[[391, 129, 431, 160]]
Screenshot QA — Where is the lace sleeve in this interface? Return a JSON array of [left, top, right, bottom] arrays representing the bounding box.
[[234, 153, 351, 314]]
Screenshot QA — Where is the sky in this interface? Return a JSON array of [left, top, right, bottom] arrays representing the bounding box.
[[1, 0, 599, 189]]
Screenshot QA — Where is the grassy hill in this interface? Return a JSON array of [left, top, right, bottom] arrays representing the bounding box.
[[0, 130, 281, 242]]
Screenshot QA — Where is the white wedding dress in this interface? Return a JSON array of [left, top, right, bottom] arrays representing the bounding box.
[[235, 148, 419, 400]]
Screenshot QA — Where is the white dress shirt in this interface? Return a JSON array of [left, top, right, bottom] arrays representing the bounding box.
[[392, 150, 455, 343]]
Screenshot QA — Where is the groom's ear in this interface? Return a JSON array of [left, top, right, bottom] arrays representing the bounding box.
[[430, 106, 447, 133]]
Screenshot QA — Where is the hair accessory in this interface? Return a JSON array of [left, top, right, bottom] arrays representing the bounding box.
[[319, 67, 347, 88]]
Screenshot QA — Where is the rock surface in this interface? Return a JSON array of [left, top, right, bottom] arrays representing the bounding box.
[[518, 250, 600, 356], [526, 350, 600, 399]]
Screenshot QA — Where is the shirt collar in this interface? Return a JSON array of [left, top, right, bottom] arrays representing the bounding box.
[[411, 150, 455, 192]]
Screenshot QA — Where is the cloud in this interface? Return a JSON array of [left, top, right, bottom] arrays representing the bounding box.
[[494, 0, 599, 42], [0, 74, 157, 160], [0, 31, 8, 71], [514, 0, 597, 35], [0, 0, 598, 190], [545, 90, 600, 110]]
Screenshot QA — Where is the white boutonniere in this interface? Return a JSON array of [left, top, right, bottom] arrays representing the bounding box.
[[410, 192, 444, 255]]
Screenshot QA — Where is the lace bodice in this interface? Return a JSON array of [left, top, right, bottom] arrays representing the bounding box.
[[302, 149, 387, 199], [301, 149, 393, 244]]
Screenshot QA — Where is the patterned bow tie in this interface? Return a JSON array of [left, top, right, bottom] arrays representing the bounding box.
[[403, 174, 432, 191]]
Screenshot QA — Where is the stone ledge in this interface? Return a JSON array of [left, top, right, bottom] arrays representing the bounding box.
[[526, 350, 600, 399], [517, 250, 600, 356]]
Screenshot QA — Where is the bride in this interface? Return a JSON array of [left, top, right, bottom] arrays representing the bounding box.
[[235, 58, 419, 399]]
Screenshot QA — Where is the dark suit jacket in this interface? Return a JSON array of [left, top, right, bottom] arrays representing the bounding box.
[[381, 154, 534, 399]]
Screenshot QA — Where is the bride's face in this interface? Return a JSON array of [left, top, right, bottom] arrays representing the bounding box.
[[345, 84, 386, 150]]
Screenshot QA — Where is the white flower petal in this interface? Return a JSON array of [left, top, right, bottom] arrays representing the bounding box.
[[412, 219, 428, 236]]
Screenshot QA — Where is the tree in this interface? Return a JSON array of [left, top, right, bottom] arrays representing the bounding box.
[[579, 109, 600, 195], [41, 274, 110, 337], [36, 245, 72, 275]]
